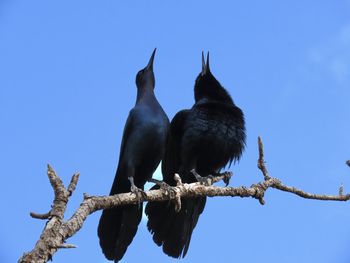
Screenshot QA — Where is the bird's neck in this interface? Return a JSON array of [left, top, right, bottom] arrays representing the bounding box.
[[195, 86, 234, 105], [136, 86, 156, 104]]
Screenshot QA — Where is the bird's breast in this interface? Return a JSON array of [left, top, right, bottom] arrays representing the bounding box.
[[185, 107, 243, 141], [180, 105, 245, 171]]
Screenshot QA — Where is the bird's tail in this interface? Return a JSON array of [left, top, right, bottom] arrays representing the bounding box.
[[98, 177, 143, 262], [145, 185, 206, 258]]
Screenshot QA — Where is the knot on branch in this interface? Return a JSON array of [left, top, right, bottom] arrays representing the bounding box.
[[165, 187, 177, 199], [83, 193, 92, 200], [174, 173, 182, 186], [251, 182, 267, 205]]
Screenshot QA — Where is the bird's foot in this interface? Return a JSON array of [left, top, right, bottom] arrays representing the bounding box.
[[130, 185, 147, 199], [191, 169, 214, 186], [212, 171, 232, 186], [223, 172, 231, 186], [148, 178, 176, 198], [128, 177, 147, 199]]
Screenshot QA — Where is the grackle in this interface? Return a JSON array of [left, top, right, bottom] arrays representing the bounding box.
[[98, 49, 169, 262], [146, 52, 246, 258]]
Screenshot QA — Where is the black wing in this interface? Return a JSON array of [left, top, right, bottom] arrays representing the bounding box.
[[117, 109, 136, 165], [161, 109, 190, 185]]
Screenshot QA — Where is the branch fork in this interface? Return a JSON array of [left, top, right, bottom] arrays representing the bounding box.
[[19, 165, 80, 263]]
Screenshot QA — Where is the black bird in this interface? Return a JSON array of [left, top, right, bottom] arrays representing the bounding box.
[[98, 49, 169, 262], [146, 52, 246, 258]]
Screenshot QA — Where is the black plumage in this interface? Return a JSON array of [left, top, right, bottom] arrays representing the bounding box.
[[145, 52, 246, 258], [98, 49, 169, 262]]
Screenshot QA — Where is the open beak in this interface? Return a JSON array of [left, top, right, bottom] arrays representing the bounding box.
[[201, 51, 211, 75], [206, 52, 211, 73], [146, 48, 157, 70], [201, 51, 206, 76]]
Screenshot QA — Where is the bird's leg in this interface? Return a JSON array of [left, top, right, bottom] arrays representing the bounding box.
[[191, 169, 214, 186], [148, 178, 176, 199], [128, 176, 147, 199]]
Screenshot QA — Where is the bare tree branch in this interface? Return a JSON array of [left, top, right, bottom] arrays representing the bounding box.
[[19, 137, 350, 263], [256, 136, 350, 202]]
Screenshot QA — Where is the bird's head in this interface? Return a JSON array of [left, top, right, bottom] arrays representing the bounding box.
[[194, 52, 233, 104], [136, 48, 156, 89]]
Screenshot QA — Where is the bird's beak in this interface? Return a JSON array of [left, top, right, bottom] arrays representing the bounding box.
[[201, 51, 206, 76], [206, 52, 211, 73], [146, 48, 157, 70]]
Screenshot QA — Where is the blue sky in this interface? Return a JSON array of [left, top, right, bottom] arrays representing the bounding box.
[[1, 1, 350, 262]]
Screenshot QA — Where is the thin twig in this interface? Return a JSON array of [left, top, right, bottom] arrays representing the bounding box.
[[271, 181, 350, 201], [56, 244, 77, 249], [67, 172, 80, 197], [257, 136, 270, 180], [30, 211, 51, 220]]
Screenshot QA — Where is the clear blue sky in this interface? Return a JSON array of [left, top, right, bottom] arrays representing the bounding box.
[[1, 1, 350, 262]]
